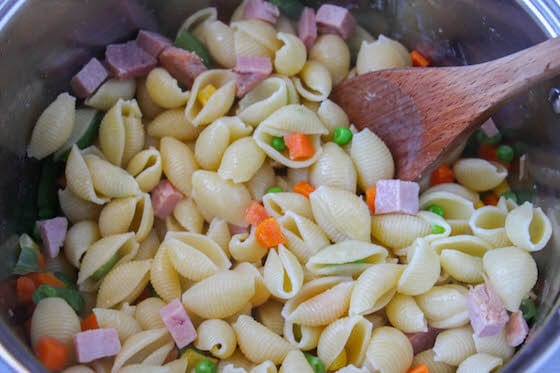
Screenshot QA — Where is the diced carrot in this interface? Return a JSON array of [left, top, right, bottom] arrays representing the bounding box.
[[17, 276, 36, 304], [80, 313, 99, 331], [37, 253, 46, 271], [407, 364, 429, 373], [482, 192, 499, 206], [366, 186, 376, 213], [477, 143, 499, 162], [245, 201, 269, 226], [411, 50, 430, 67], [284, 133, 315, 161], [34, 335, 68, 371], [255, 217, 287, 248], [293, 181, 315, 198], [29, 272, 66, 288], [430, 164, 454, 186]]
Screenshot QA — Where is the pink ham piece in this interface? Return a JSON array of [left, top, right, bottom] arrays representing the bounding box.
[[159, 46, 207, 89], [480, 118, 500, 138], [74, 328, 121, 363], [235, 72, 268, 97], [136, 30, 172, 58], [316, 4, 356, 40], [234, 56, 273, 75], [467, 282, 510, 337], [298, 7, 317, 50], [160, 299, 197, 348], [70, 58, 109, 98], [151, 180, 184, 219], [105, 40, 157, 79], [506, 311, 529, 347], [374, 179, 420, 215], [406, 327, 441, 355], [37, 217, 68, 258], [243, 0, 280, 24]]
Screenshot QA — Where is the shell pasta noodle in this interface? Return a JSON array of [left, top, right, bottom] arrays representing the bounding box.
[[21, 3, 555, 372]]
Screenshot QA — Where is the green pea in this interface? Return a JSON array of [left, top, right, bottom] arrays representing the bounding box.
[[271, 136, 287, 151], [304, 353, 326, 373], [475, 130, 502, 145], [520, 298, 537, 321], [266, 186, 283, 194], [496, 145, 514, 163], [432, 224, 445, 234], [195, 360, 217, 373], [503, 191, 518, 203], [426, 204, 445, 217], [333, 127, 353, 146]]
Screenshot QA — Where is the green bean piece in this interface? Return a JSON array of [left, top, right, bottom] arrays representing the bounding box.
[[54, 272, 78, 290], [32, 285, 85, 314], [502, 191, 518, 203], [520, 298, 537, 321], [91, 254, 119, 281], [175, 30, 212, 68], [13, 246, 41, 275], [304, 353, 327, 373], [195, 360, 217, 373]]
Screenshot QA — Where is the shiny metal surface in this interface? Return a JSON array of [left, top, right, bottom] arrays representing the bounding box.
[[0, 1, 559, 372]]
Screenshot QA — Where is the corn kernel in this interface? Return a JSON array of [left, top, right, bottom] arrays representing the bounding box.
[[493, 180, 511, 196], [197, 84, 217, 106], [474, 200, 485, 209]]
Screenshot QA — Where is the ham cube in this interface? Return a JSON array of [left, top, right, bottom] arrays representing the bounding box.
[[159, 46, 208, 89], [235, 72, 268, 97], [105, 40, 157, 79], [406, 327, 441, 355], [316, 4, 356, 40], [160, 299, 197, 348], [506, 311, 529, 347], [466, 282, 510, 337], [151, 180, 184, 219], [234, 56, 273, 75], [243, 0, 280, 24], [298, 7, 317, 50], [74, 328, 121, 363], [70, 58, 109, 98], [136, 30, 172, 58], [480, 118, 500, 138], [374, 179, 419, 215], [37, 217, 68, 258]]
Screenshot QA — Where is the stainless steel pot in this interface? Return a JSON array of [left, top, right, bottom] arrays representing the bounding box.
[[0, 0, 559, 371]]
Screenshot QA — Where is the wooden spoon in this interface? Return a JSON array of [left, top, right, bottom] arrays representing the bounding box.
[[330, 37, 560, 181]]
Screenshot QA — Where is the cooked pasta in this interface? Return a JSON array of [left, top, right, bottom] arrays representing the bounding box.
[[96, 259, 152, 308], [58, 187, 103, 223], [386, 294, 428, 333], [218, 137, 266, 183], [316, 99, 350, 141], [263, 245, 304, 300], [92, 308, 142, 342], [233, 262, 270, 307], [160, 136, 199, 196], [229, 228, 268, 263], [274, 32, 307, 76], [232, 20, 282, 59], [204, 20, 236, 68], [30, 297, 81, 353], [356, 35, 412, 75], [412, 350, 454, 373], [98, 193, 154, 242], [262, 192, 313, 220], [505, 201, 552, 252], [469, 205, 512, 248], [416, 285, 470, 329], [456, 353, 503, 373], [256, 300, 285, 336], [111, 328, 173, 372], [364, 326, 413, 373], [453, 158, 508, 191], [309, 34, 351, 85], [278, 211, 330, 263], [473, 328, 514, 361], [371, 214, 431, 252], [147, 109, 202, 141], [247, 161, 277, 201], [280, 350, 313, 373], [126, 147, 162, 193], [64, 220, 100, 268], [171, 197, 204, 234], [135, 297, 166, 330], [432, 326, 476, 366], [145, 67, 189, 109], [397, 238, 440, 295], [195, 319, 237, 359], [309, 142, 357, 192], [237, 77, 290, 127], [293, 60, 332, 102]]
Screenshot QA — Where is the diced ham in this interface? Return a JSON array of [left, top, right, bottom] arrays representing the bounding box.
[[466, 282, 510, 337], [235, 72, 268, 97], [234, 56, 273, 75], [506, 311, 529, 347], [151, 180, 184, 219], [298, 7, 317, 50], [406, 327, 441, 355], [228, 223, 251, 236], [159, 46, 208, 89], [243, 0, 280, 24], [70, 58, 109, 98], [74, 328, 121, 363], [481, 118, 500, 138], [316, 4, 356, 40], [105, 40, 157, 79], [37, 217, 68, 258], [159, 299, 197, 348], [136, 30, 172, 58], [374, 179, 419, 215]]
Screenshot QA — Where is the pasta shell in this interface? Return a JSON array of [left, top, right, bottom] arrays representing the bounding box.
[[93, 308, 142, 342], [412, 349, 454, 373], [293, 60, 332, 102], [177, 7, 217, 43], [422, 183, 480, 204], [473, 328, 514, 361], [356, 35, 411, 75], [317, 315, 372, 370], [28, 92, 76, 160], [306, 240, 388, 277], [371, 213, 431, 251], [453, 158, 508, 191], [170, 197, 204, 234], [237, 77, 290, 127], [247, 161, 277, 202], [432, 326, 476, 366], [282, 276, 354, 327], [397, 239, 440, 296], [233, 315, 293, 364], [111, 328, 172, 373], [30, 298, 80, 355], [126, 147, 163, 193], [469, 206, 512, 248], [185, 69, 237, 126], [364, 326, 413, 373], [145, 67, 189, 109], [274, 32, 306, 77], [232, 20, 282, 59], [150, 244, 182, 302], [419, 191, 475, 235], [430, 235, 492, 256], [58, 187, 103, 223], [135, 297, 166, 330], [310, 34, 351, 85], [160, 136, 199, 196], [349, 263, 404, 316], [263, 192, 313, 220], [234, 262, 270, 307], [85, 154, 141, 198], [483, 246, 537, 311], [440, 249, 484, 284], [416, 285, 469, 329], [218, 137, 266, 183], [182, 270, 255, 319], [277, 211, 329, 263], [204, 20, 236, 68], [191, 170, 252, 227], [263, 245, 304, 300], [310, 186, 371, 242], [386, 294, 428, 333], [96, 259, 152, 308], [255, 300, 285, 336], [505, 201, 552, 252], [85, 78, 136, 111], [195, 319, 237, 359], [309, 142, 357, 193], [207, 218, 232, 256], [229, 228, 268, 263], [147, 109, 202, 141], [99, 98, 144, 167], [253, 104, 328, 168], [64, 220, 100, 268], [349, 129, 394, 191], [280, 350, 313, 373], [456, 353, 502, 373], [136, 77, 164, 120], [316, 99, 350, 142], [98, 193, 154, 242], [65, 146, 110, 204], [118, 359, 187, 373]]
